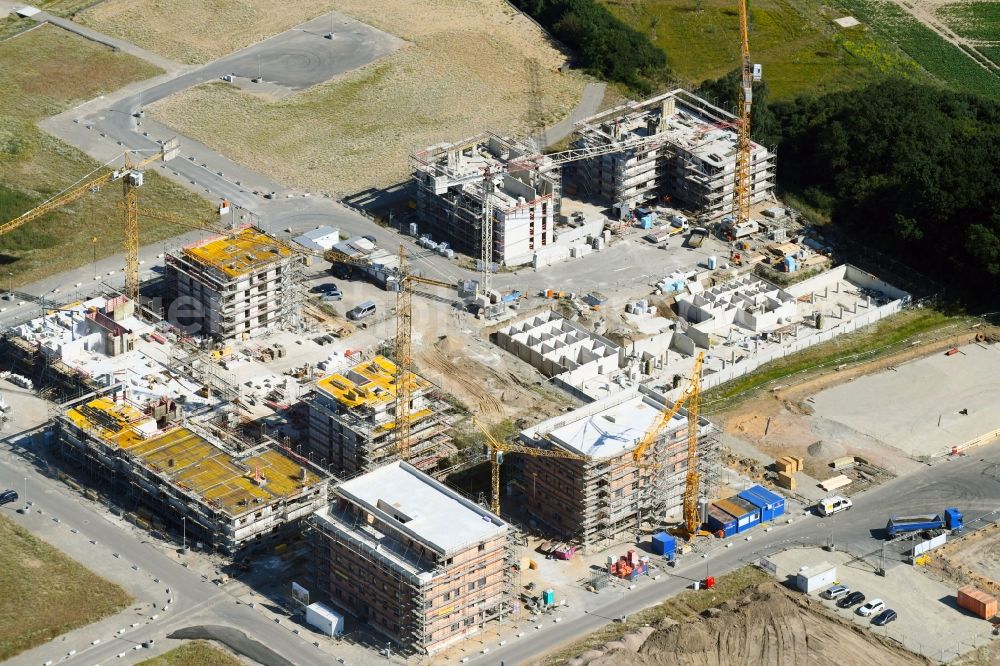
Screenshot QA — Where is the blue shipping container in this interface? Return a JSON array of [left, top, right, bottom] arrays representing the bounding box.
[[715, 496, 760, 533], [706, 505, 737, 538], [738, 485, 785, 522], [651, 532, 676, 557]]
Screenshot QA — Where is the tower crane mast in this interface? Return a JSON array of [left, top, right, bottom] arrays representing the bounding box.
[[733, 0, 755, 229]]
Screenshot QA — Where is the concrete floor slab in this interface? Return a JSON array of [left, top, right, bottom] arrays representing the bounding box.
[[810, 343, 1000, 458]]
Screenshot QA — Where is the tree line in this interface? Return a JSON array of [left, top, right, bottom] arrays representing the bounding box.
[[511, 0, 667, 91]]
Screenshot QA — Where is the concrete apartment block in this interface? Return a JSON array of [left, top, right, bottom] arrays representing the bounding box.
[[311, 461, 515, 654], [572, 89, 775, 215]]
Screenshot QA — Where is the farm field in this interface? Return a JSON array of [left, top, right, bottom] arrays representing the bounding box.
[[151, 0, 587, 194], [0, 515, 132, 661], [601, 0, 927, 99], [0, 24, 213, 287], [834, 0, 1000, 99], [76, 0, 342, 65], [936, 1, 1000, 41]]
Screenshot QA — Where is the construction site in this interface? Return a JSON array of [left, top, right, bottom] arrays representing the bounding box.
[[570, 89, 775, 215], [305, 355, 458, 477], [1, 1, 998, 664], [516, 387, 720, 550], [310, 461, 516, 655], [54, 393, 329, 553], [165, 226, 304, 340]]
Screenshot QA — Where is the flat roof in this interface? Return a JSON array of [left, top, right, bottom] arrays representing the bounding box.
[[65, 399, 321, 517], [182, 227, 295, 278], [545, 393, 687, 458], [336, 461, 506, 555]]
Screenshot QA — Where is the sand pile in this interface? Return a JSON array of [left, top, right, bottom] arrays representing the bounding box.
[[569, 582, 929, 666]]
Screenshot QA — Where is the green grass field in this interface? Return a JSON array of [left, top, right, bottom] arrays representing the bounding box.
[[937, 1, 1000, 41], [0, 24, 213, 287], [0, 515, 132, 661], [835, 0, 1000, 100], [138, 641, 245, 666], [601, 0, 927, 99]]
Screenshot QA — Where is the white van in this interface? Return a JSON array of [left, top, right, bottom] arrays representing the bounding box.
[[347, 300, 377, 321], [817, 495, 852, 516]]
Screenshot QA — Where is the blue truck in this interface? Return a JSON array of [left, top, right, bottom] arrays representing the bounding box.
[[885, 507, 962, 537]]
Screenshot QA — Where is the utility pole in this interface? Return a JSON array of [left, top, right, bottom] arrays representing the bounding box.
[[92, 237, 98, 279], [182, 516, 187, 552]]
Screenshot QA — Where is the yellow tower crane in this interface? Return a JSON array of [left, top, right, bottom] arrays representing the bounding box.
[[324, 245, 454, 461], [472, 416, 589, 516], [733, 0, 756, 229], [630, 352, 706, 536], [0, 143, 177, 301]]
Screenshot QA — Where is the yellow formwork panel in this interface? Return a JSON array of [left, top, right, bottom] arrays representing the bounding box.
[[182, 228, 294, 278], [315, 355, 431, 408], [65, 397, 148, 449], [65, 402, 317, 516]]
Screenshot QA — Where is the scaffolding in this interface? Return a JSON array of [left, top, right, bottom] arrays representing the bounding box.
[[517, 412, 722, 551], [53, 394, 330, 554], [570, 88, 775, 215], [309, 492, 518, 654], [306, 356, 458, 478], [164, 227, 304, 341]]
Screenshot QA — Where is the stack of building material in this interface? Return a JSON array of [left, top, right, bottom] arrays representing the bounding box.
[[774, 455, 802, 490], [957, 586, 998, 619]]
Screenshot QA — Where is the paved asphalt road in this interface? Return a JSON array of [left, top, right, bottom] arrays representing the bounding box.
[[472, 443, 1000, 665], [1, 433, 340, 666]]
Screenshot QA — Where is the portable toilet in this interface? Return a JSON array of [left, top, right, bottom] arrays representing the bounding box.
[[708, 256, 718, 270], [542, 589, 555, 606], [785, 255, 797, 272]]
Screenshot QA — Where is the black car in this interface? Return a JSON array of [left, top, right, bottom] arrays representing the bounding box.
[[837, 591, 866, 608], [871, 609, 897, 626], [0, 489, 18, 505], [310, 282, 339, 294]]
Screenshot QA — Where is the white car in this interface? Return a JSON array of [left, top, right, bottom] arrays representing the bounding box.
[[817, 495, 852, 516], [857, 598, 885, 617]]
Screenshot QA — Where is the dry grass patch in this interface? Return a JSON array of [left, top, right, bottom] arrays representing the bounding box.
[[151, 0, 587, 194], [138, 640, 246, 666], [77, 0, 342, 65], [0, 515, 132, 661], [0, 24, 213, 286]]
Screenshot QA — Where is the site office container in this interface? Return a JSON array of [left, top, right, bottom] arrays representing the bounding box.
[[651, 531, 676, 557], [957, 586, 998, 620], [714, 496, 760, 533], [738, 485, 785, 522], [706, 504, 737, 538]]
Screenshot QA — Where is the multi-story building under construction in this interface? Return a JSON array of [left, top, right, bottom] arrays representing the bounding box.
[[571, 89, 775, 216], [305, 355, 455, 478], [411, 133, 558, 267], [165, 227, 302, 340], [54, 393, 329, 553], [311, 461, 515, 655], [516, 387, 719, 551]]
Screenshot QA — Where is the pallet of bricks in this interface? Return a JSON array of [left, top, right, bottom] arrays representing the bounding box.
[[774, 455, 803, 490]]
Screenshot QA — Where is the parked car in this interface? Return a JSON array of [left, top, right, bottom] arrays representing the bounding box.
[[857, 599, 885, 617], [871, 608, 897, 626], [0, 489, 18, 505], [310, 282, 340, 293], [320, 288, 343, 302], [821, 584, 850, 600], [362, 235, 377, 244], [837, 591, 865, 608]]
